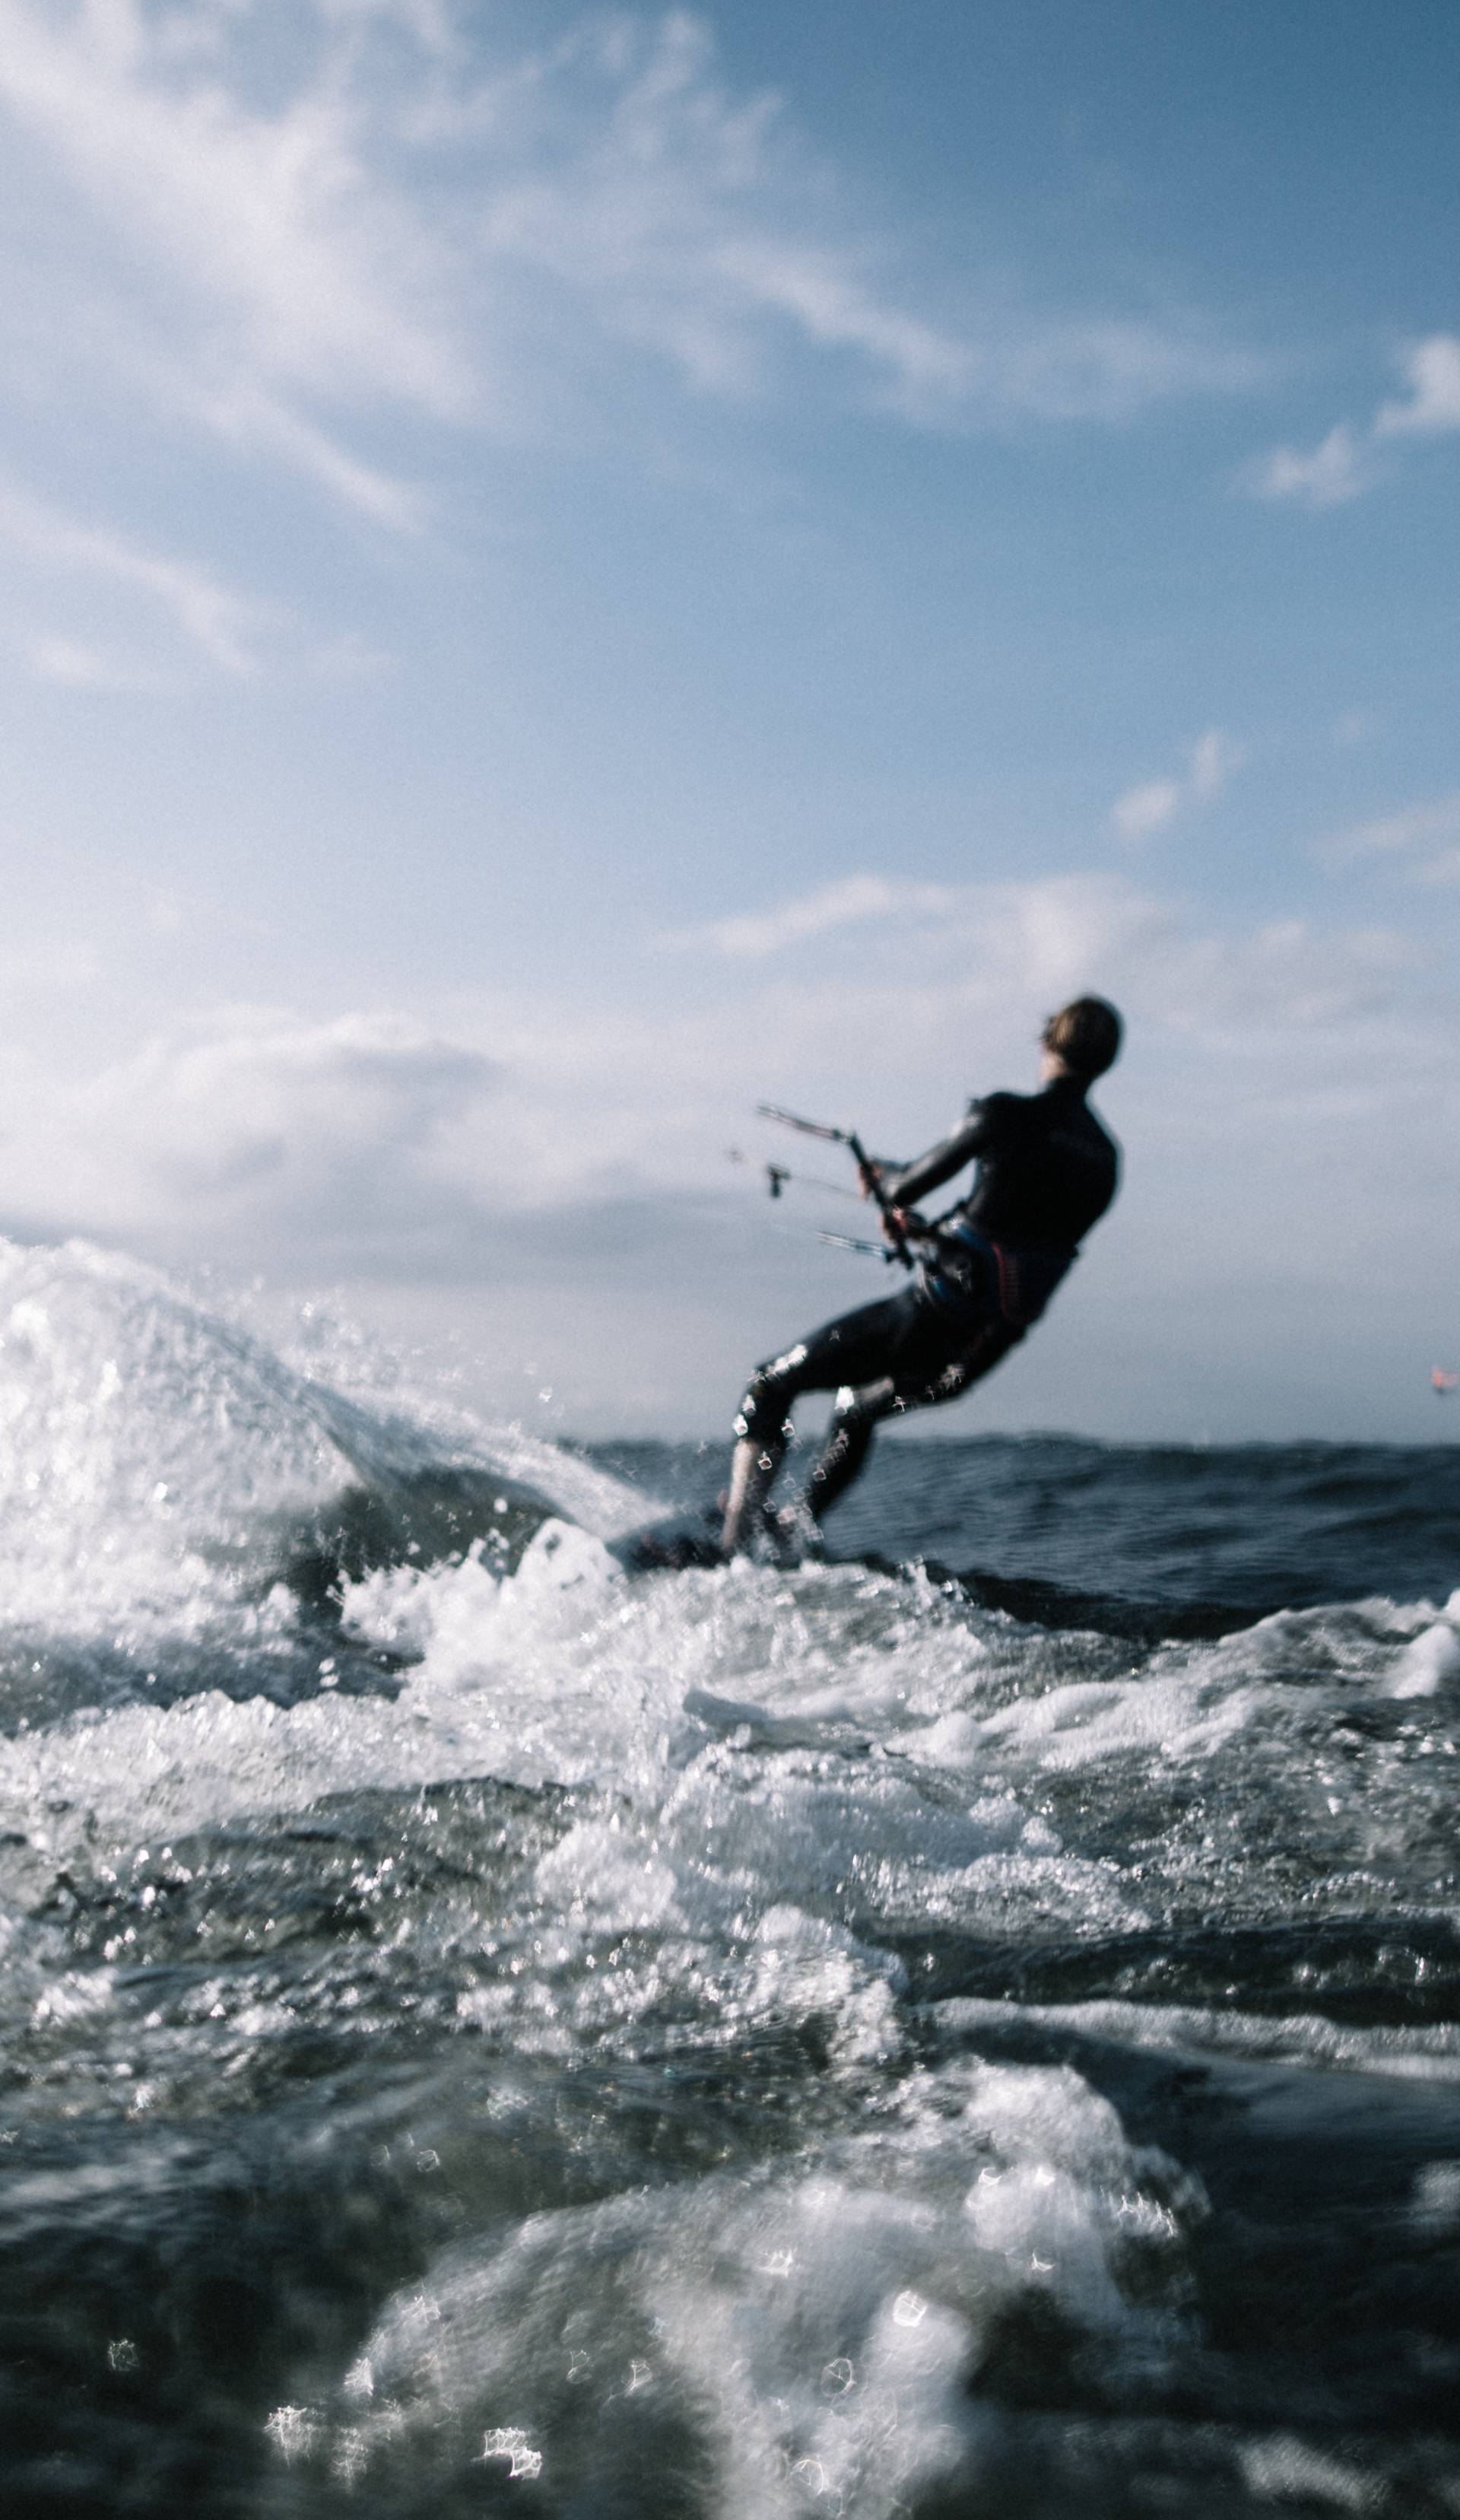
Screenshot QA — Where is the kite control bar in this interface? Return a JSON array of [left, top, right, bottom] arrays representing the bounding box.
[[755, 1103, 916, 1268], [811, 1228, 900, 1260]]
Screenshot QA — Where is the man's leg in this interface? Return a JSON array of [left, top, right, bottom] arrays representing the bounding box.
[[721, 1292, 927, 1554], [801, 1378, 896, 1521], [798, 1320, 1020, 1527], [722, 1327, 828, 1555]]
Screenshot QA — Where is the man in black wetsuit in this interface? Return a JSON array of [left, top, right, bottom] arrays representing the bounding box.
[[721, 996, 1122, 1553]]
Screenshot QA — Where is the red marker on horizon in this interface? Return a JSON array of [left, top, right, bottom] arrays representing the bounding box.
[[1432, 1366, 1458, 1393]]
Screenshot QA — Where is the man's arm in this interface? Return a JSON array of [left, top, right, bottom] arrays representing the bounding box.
[[878, 1100, 993, 1209]]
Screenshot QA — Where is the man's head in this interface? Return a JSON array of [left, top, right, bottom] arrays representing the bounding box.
[[1040, 996, 1122, 1084]]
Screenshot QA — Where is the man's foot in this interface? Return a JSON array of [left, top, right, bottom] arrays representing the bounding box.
[[713, 1483, 815, 1565], [763, 1497, 823, 1565]]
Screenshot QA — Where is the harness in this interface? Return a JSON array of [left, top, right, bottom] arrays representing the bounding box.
[[751, 1101, 1078, 1333], [920, 1220, 1073, 1330]]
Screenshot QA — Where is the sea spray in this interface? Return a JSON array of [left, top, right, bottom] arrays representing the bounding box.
[[1, 1240, 1458, 2515]]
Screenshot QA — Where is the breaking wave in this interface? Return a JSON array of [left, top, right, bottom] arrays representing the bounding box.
[[2, 1239, 1458, 2516]]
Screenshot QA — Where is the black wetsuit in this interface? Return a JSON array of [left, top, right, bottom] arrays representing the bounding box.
[[735, 1077, 1119, 1523]]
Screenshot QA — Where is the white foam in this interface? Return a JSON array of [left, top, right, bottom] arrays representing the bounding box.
[[306, 2054, 1198, 2514], [2, 1280, 1455, 2081], [0, 1241, 351, 1632], [932, 1995, 1460, 2083], [1411, 2159, 1460, 2226], [976, 1665, 1260, 1769], [1239, 2433, 1378, 2512], [13, 1494, 1448, 1981], [1388, 1618, 1460, 1699], [0, 1241, 648, 1697]]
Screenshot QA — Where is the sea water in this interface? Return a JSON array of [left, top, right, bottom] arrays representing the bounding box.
[[1, 1238, 1458, 2517]]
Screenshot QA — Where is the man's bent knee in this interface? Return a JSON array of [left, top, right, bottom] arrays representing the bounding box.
[[733, 1343, 808, 1441], [829, 1375, 894, 1431]]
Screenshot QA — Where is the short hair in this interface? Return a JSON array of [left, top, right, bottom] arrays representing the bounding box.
[[1042, 996, 1122, 1081]]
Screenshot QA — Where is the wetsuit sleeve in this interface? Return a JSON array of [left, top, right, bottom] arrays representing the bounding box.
[[881, 1099, 993, 1207]]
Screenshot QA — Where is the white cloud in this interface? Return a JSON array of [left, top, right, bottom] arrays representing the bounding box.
[[1242, 332, 1460, 508], [1319, 791, 1460, 881], [974, 312, 1264, 427], [666, 869, 1412, 1060], [0, 483, 268, 672], [0, 1010, 499, 1266], [462, 16, 1264, 430], [0, 4, 1277, 688], [675, 874, 957, 957], [1414, 851, 1460, 885], [0, 0, 469, 410], [0, 874, 1430, 1282], [1373, 333, 1460, 437], [0, 0, 465, 535], [196, 385, 430, 532], [1157, 913, 1420, 1029], [24, 633, 174, 693], [0, 861, 1444, 1446], [304, 631, 395, 682], [709, 239, 973, 402], [1240, 421, 1370, 509], [1189, 728, 1245, 800], [1110, 728, 1244, 841], [0, 0, 1265, 539], [1111, 777, 1182, 842]]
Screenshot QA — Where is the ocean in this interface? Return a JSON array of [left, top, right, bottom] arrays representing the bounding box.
[[2, 1238, 1458, 2518]]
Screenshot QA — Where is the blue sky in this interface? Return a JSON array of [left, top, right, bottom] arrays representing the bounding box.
[[1, 0, 1458, 1440]]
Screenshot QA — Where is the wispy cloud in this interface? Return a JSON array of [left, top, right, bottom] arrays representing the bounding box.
[[0, 3, 1280, 695], [24, 634, 175, 694], [0, 484, 269, 672], [659, 867, 1412, 1049], [1109, 728, 1246, 843], [0, 1, 1267, 534], [196, 386, 430, 532], [673, 875, 957, 957], [0, 872, 1436, 1311], [0, 0, 465, 532], [0, 873, 1429, 1266], [450, 14, 1263, 430], [1319, 791, 1460, 882], [0, 2, 469, 403], [1240, 421, 1371, 510], [1241, 332, 1460, 509], [1373, 333, 1460, 438]]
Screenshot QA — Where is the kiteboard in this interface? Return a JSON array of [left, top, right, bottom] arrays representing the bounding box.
[[606, 1510, 726, 1572], [608, 1502, 815, 1573]]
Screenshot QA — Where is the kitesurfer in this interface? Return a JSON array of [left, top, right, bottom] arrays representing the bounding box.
[[721, 997, 1122, 1553]]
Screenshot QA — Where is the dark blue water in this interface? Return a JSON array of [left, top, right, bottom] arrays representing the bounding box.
[[2, 1243, 1458, 2517], [590, 1430, 1460, 1625]]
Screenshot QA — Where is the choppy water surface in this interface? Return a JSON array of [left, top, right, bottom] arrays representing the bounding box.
[[2, 1241, 1458, 2518]]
